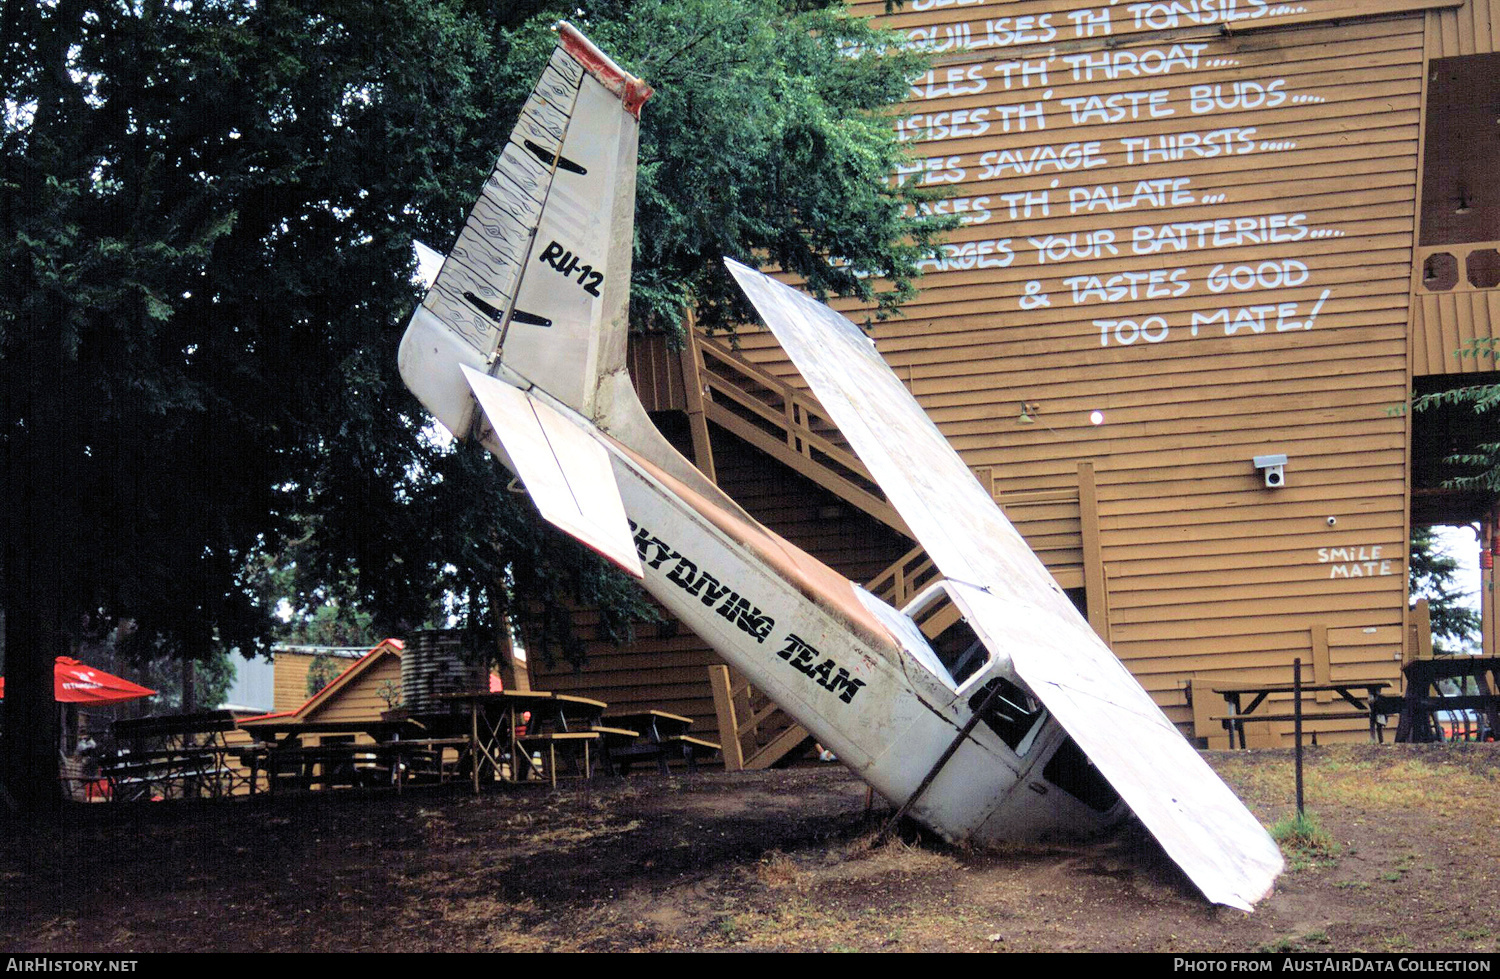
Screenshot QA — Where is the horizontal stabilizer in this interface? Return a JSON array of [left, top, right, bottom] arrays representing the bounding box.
[[725, 258, 1282, 909], [461, 366, 643, 578]]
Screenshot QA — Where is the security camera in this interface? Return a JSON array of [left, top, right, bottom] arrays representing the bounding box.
[[1253, 454, 1288, 489], [1327, 516, 1338, 526]]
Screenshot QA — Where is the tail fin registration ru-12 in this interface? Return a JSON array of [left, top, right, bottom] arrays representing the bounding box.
[[396, 23, 1283, 911]]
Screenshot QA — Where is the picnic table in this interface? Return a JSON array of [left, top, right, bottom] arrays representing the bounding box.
[[103, 710, 245, 801], [520, 693, 610, 787], [234, 718, 431, 794], [1211, 680, 1390, 748], [1391, 657, 1500, 743], [600, 709, 720, 774], [414, 691, 605, 790]]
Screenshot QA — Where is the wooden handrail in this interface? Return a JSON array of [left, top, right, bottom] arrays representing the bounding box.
[[697, 337, 873, 482], [737, 700, 784, 739]]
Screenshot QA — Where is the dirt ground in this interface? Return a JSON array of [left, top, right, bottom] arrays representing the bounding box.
[[2, 743, 1498, 953]]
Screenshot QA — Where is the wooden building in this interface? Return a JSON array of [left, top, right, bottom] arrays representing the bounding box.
[[529, 0, 1500, 758], [268, 645, 376, 714], [236, 640, 406, 747]]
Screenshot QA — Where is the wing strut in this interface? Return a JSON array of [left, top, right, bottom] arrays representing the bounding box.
[[874, 680, 1013, 845]]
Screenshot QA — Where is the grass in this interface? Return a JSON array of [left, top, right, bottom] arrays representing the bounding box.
[[1221, 746, 1500, 823], [756, 850, 810, 892], [1269, 810, 1338, 869]]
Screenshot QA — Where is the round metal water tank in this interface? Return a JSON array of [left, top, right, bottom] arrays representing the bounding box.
[[401, 629, 488, 713]]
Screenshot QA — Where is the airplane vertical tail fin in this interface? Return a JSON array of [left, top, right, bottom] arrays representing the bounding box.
[[399, 23, 651, 437]]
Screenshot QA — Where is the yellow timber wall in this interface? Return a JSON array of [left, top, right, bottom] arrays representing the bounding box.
[[706, 0, 1454, 745], [1427, 0, 1500, 54]]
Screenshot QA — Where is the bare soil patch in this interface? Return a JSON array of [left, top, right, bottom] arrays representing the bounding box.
[[3, 744, 1497, 952]]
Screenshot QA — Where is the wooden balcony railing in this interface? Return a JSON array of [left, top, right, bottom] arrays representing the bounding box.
[[1412, 239, 1500, 376], [692, 333, 909, 536]]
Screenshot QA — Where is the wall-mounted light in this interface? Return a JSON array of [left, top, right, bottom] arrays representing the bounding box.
[[1455, 181, 1473, 215], [1253, 453, 1288, 488], [1089, 410, 1105, 426], [1017, 402, 1041, 425]]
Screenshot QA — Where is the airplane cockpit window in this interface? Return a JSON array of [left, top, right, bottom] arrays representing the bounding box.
[[882, 580, 999, 690], [929, 614, 989, 687], [967, 676, 1047, 754], [1043, 736, 1122, 812]]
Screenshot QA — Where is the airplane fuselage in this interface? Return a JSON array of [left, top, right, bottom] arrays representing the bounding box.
[[480, 401, 1128, 844]]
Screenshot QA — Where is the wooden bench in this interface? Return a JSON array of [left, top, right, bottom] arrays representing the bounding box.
[[590, 726, 640, 776], [104, 711, 244, 800], [664, 734, 720, 773], [384, 737, 472, 787], [599, 710, 720, 774], [103, 749, 230, 801], [1211, 680, 1389, 748], [515, 731, 601, 787], [234, 743, 425, 793], [1210, 710, 1383, 745]]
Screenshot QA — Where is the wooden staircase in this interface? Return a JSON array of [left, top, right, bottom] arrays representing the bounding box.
[[682, 330, 1101, 770], [692, 333, 910, 538]]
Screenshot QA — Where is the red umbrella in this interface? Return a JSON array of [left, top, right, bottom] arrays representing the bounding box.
[[0, 656, 156, 704]]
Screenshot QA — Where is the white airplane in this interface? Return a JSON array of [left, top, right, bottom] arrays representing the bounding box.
[[397, 23, 1283, 911]]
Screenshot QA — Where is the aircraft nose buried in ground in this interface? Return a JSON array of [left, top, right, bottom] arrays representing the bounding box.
[[396, 21, 1283, 911]]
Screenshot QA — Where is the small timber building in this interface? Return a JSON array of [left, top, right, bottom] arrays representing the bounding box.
[[521, 0, 1500, 763]]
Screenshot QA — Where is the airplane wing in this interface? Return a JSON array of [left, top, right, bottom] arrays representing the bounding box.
[[461, 365, 643, 578], [724, 258, 1282, 911]]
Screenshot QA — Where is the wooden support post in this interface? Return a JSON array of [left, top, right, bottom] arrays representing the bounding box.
[[1293, 658, 1304, 816], [1414, 599, 1434, 663], [1190, 676, 1228, 749], [1484, 511, 1497, 658], [707, 665, 745, 772], [1077, 461, 1110, 644], [470, 700, 481, 796], [1312, 624, 1332, 704], [679, 328, 717, 484], [1487, 561, 1497, 658]]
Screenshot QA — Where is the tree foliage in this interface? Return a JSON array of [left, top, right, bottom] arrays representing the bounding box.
[[2, 0, 497, 806], [489, 0, 950, 332], [1411, 338, 1500, 490], [0, 0, 943, 808]]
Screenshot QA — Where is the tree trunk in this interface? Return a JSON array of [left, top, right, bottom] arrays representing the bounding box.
[[181, 657, 195, 714], [0, 325, 68, 814]]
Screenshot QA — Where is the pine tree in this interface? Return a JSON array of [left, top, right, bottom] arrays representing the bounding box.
[[1410, 528, 1481, 655]]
